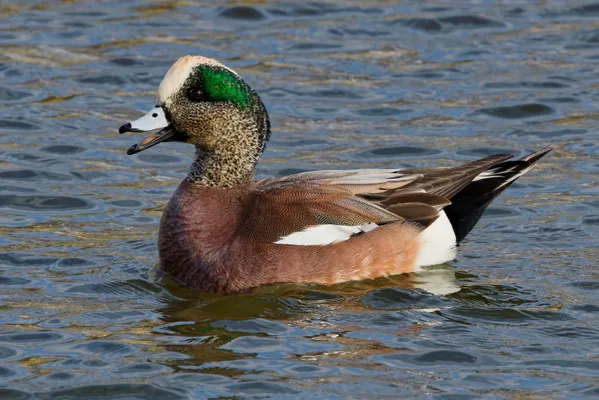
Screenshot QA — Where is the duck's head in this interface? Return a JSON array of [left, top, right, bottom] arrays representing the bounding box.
[[119, 55, 270, 160]]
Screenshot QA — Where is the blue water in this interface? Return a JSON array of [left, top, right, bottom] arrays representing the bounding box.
[[1, 0, 599, 398]]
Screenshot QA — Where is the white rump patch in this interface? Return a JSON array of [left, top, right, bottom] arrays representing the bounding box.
[[157, 55, 238, 104], [275, 223, 378, 246], [413, 211, 457, 270]]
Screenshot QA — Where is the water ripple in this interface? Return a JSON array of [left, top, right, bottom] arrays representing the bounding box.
[[477, 103, 555, 119]]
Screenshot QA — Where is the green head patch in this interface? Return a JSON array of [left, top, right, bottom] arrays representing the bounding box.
[[191, 65, 255, 110]]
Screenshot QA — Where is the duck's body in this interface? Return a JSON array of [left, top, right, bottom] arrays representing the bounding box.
[[119, 55, 551, 294], [158, 180, 421, 293]]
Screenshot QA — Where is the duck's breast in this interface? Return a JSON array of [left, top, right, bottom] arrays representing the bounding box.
[[158, 179, 247, 289]]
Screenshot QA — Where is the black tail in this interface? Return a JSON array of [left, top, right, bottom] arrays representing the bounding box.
[[445, 147, 553, 243]]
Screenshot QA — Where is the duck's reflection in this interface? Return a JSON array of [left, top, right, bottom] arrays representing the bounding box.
[[151, 262, 461, 372], [413, 264, 461, 296], [154, 262, 460, 323]]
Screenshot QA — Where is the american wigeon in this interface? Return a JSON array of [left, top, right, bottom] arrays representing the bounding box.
[[119, 55, 552, 295]]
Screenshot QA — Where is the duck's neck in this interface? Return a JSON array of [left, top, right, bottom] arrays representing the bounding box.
[[187, 145, 259, 188]]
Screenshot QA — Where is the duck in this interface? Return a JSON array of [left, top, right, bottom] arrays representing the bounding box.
[[118, 55, 552, 295]]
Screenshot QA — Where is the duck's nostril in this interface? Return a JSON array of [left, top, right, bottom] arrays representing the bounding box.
[[119, 123, 132, 134], [152, 113, 158, 118]]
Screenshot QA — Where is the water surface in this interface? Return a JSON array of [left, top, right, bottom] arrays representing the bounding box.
[[1, 0, 599, 398]]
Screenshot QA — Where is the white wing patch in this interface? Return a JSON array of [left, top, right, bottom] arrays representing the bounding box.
[[275, 223, 379, 246], [472, 171, 497, 182], [472, 162, 539, 190], [413, 211, 457, 270]]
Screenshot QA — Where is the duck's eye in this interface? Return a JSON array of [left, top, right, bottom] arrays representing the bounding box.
[[188, 89, 204, 102]]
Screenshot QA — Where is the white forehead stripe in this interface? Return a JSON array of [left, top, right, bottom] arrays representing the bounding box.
[[157, 55, 238, 104]]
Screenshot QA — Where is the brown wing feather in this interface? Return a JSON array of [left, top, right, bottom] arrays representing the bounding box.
[[397, 154, 513, 198], [386, 202, 441, 226], [245, 171, 424, 242], [246, 155, 514, 243], [380, 192, 452, 209]]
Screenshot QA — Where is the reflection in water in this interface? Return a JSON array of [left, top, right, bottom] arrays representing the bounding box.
[[414, 266, 461, 296], [1, 0, 599, 398], [154, 268, 460, 375]]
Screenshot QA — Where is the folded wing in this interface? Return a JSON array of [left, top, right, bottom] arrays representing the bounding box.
[[243, 153, 515, 244]]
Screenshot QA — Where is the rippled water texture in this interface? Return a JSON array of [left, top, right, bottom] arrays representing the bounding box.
[[2, 0, 599, 398]]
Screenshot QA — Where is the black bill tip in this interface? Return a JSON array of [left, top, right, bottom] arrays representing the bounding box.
[[127, 144, 139, 155], [119, 123, 132, 134]]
